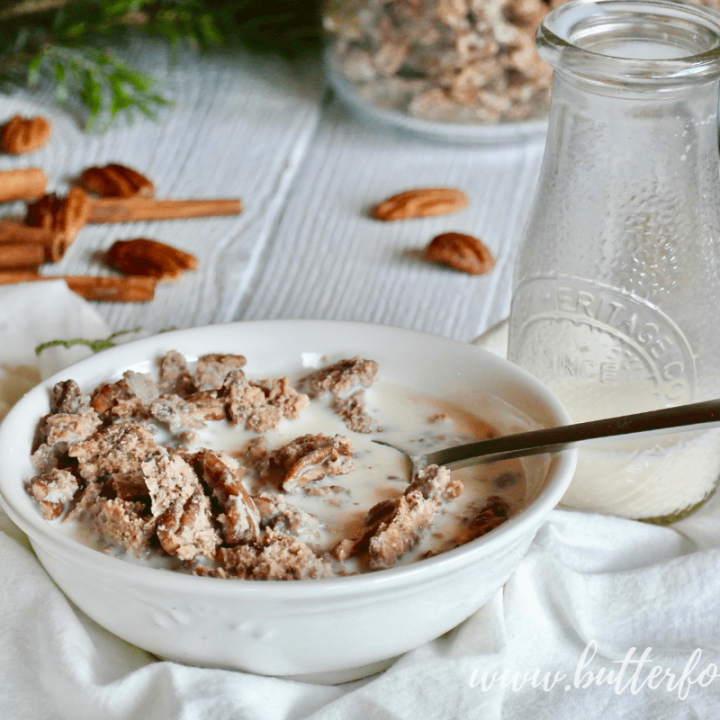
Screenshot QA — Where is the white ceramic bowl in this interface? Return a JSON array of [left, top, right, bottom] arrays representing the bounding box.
[[0, 320, 576, 684]]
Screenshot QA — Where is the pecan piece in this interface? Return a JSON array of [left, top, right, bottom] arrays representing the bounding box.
[[331, 390, 378, 434], [80, 163, 154, 198], [299, 356, 378, 397], [106, 238, 198, 280], [424, 495, 512, 558], [29, 468, 79, 520], [333, 490, 438, 569], [142, 453, 220, 561], [195, 354, 247, 392], [209, 528, 331, 580], [406, 464, 463, 502], [1, 115, 51, 154], [502, 0, 550, 28], [372, 188, 468, 221], [464, 496, 511, 539], [367, 491, 437, 570], [191, 449, 260, 545], [26, 187, 91, 245], [425, 232, 495, 275], [271, 434, 354, 491]]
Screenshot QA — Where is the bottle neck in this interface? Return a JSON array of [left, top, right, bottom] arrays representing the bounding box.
[[538, 0, 720, 90], [545, 70, 720, 159], [520, 64, 720, 300]]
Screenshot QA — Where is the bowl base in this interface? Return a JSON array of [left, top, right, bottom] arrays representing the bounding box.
[[283, 656, 398, 685]]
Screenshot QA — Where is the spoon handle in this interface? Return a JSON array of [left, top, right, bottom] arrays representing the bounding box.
[[422, 398, 720, 469]]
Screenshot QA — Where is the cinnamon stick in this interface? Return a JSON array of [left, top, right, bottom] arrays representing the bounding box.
[[0, 242, 44, 270], [0, 168, 47, 202], [0, 273, 156, 302], [88, 197, 242, 224], [0, 220, 65, 261], [0, 271, 41, 284]]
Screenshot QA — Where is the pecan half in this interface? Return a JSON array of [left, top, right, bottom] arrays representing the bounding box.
[[106, 238, 198, 280], [191, 449, 260, 545], [1, 115, 51, 154], [425, 232, 495, 275], [271, 434, 354, 491], [372, 188, 468, 221], [80, 163, 154, 198], [25, 187, 91, 246]]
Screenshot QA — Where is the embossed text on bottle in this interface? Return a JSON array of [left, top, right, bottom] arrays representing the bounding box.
[[509, 278, 695, 422]]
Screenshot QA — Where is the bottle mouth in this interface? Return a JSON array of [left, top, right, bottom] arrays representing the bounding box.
[[538, 0, 720, 87]]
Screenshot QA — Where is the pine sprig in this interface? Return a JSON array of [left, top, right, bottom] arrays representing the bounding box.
[[34, 326, 143, 355], [26, 45, 170, 128], [0, 0, 321, 128]]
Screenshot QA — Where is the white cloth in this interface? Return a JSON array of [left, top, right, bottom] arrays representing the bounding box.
[[3, 286, 720, 719]]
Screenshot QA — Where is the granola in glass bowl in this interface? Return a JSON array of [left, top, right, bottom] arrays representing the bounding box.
[[323, 0, 560, 142]]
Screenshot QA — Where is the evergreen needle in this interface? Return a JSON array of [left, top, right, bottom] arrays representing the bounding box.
[[0, 0, 321, 128]]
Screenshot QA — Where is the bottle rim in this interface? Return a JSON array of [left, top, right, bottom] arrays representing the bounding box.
[[538, 0, 720, 87]]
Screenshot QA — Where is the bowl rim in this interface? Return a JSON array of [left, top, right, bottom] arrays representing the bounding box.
[[0, 319, 576, 600]]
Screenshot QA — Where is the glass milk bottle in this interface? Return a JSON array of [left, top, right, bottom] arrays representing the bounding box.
[[507, 0, 720, 523]]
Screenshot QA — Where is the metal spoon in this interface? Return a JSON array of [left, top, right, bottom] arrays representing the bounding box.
[[373, 398, 720, 472]]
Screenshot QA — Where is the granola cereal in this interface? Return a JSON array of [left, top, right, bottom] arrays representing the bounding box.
[[68, 486, 156, 557], [143, 453, 220, 561], [29, 468, 78, 519], [324, 0, 559, 127], [26, 350, 528, 580], [300, 356, 378, 397], [149, 394, 208, 432], [367, 490, 438, 570], [207, 528, 332, 580], [253, 491, 322, 538], [91, 370, 159, 421], [331, 390, 378, 433], [223, 371, 310, 433], [195, 354, 247, 391], [69, 421, 159, 499], [158, 350, 195, 394], [420, 494, 512, 557], [332, 463, 461, 568]]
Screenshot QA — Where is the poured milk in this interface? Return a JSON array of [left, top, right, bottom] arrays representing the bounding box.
[[56, 378, 533, 572], [202, 380, 530, 567], [561, 430, 720, 520], [552, 381, 720, 520]]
